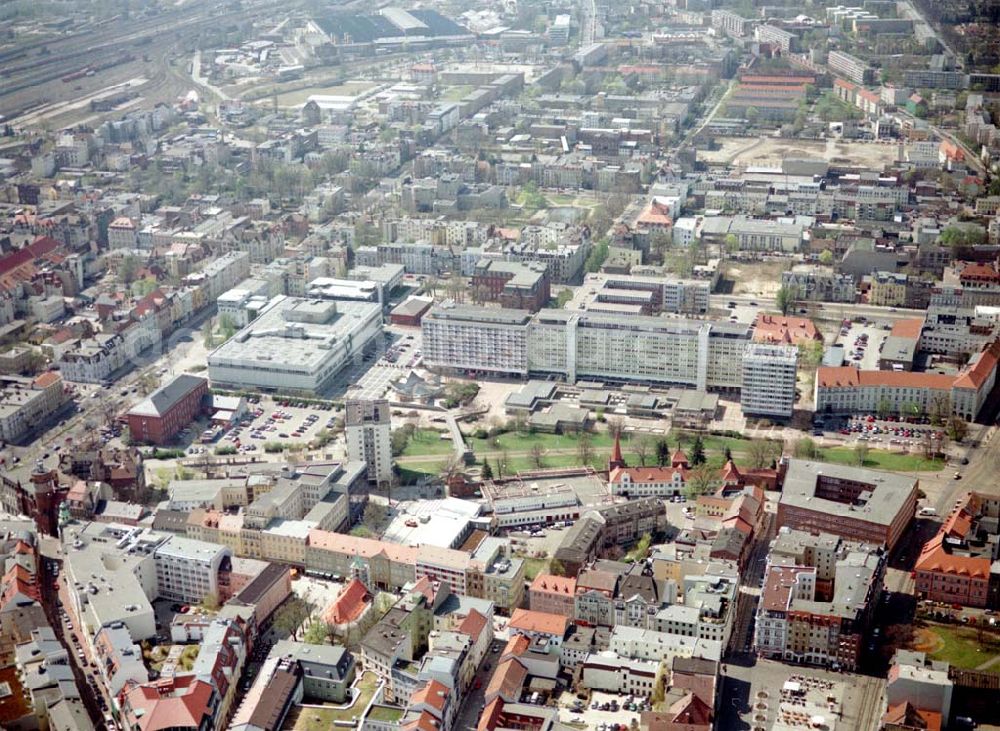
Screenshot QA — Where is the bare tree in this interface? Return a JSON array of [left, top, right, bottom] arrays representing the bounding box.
[[529, 443, 545, 469], [747, 439, 779, 470], [606, 416, 625, 439], [633, 435, 653, 467], [683, 464, 716, 500], [577, 432, 594, 466], [853, 443, 869, 467]]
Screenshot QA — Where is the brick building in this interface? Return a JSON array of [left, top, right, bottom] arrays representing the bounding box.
[[528, 573, 577, 617], [915, 492, 1000, 608], [125, 374, 209, 445], [471, 260, 551, 312], [776, 460, 917, 551]]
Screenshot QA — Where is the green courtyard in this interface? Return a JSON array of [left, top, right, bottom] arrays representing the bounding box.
[[909, 622, 1000, 670], [283, 671, 379, 730]]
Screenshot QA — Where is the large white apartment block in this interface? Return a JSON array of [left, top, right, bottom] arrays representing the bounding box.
[[711, 9, 755, 37], [422, 306, 532, 377], [741, 343, 799, 418], [423, 305, 759, 392], [345, 399, 393, 486], [827, 50, 873, 85], [153, 536, 231, 603], [528, 311, 749, 389]]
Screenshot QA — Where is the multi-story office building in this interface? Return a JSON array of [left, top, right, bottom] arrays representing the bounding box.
[[345, 399, 393, 486], [423, 307, 796, 406], [575, 273, 710, 316], [471, 260, 551, 312], [125, 374, 209, 446], [776, 460, 917, 551], [0, 372, 65, 444], [756, 24, 798, 53], [153, 535, 231, 603], [827, 51, 874, 85], [741, 343, 798, 419], [528, 312, 749, 390]]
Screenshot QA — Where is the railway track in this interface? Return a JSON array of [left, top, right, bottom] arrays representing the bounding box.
[[1, 0, 288, 107]]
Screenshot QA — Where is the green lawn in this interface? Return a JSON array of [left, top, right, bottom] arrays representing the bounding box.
[[285, 672, 379, 729], [521, 557, 551, 580], [920, 624, 1000, 670], [401, 426, 944, 481], [440, 84, 473, 100], [401, 428, 455, 457], [819, 447, 944, 472], [367, 706, 404, 723]]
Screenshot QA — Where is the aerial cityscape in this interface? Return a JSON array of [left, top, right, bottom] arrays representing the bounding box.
[[2, 0, 1000, 730]]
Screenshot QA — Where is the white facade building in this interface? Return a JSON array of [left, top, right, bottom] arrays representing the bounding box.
[[208, 296, 382, 393], [741, 343, 799, 418], [153, 535, 231, 604], [345, 399, 393, 486]]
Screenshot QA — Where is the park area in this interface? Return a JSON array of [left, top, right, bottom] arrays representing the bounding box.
[[395, 424, 945, 482], [283, 671, 380, 730], [907, 622, 1000, 670]]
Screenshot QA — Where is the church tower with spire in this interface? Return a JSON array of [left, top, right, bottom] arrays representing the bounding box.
[[608, 432, 626, 471]]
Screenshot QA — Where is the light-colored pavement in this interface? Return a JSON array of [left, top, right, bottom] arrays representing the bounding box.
[[719, 659, 885, 731]]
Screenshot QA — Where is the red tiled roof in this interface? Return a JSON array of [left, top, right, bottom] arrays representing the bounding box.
[[410, 679, 450, 714], [611, 466, 687, 485], [121, 677, 215, 731], [953, 340, 1000, 391], [1, 564, 40, 608], [891, 318, 924, 339], [33, 371, 61, 389], [509, 608, 569, 637], [501, 633, 530, 659], [752, 313, 821, 345], [883, 702, 941, 731], [760, 565, 814, 613], [485, 658, 527, 703], [816, 366, 956, 391], [0, 236, 60, 277], [478, 698, 504, 731], [530, 573, 577, 596], [457, 608, 489, 641], [668, 692, 713, 726], [324, 578, 370, 625], [403, 710, 441, 731]]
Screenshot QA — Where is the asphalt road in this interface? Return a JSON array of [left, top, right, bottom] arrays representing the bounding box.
[[709, 293, 930, 325]]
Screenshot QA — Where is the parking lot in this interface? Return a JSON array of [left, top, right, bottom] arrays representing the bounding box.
[[326, 329, 423, 399], [837, 415, 949, 452], [185, 397, 343, 454], [836, 321, 889, 371], [555, 689, 648, 729]]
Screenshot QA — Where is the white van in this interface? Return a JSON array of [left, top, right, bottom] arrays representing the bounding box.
[[918, 506, 937, 516]]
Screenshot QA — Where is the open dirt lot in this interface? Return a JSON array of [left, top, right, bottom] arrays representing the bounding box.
[[723, 261, 789, 296], [699, 136, 903, 169]]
